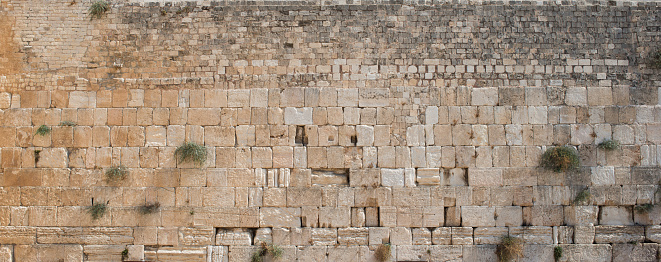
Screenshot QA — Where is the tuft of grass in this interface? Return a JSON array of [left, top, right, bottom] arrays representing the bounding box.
[[251, 242, 283, 262], [59, 120, 77, 127], [105, 165, 128, 181], [375, 243, 392, 262], [650, 49, 661, 69], [554, 246, 563, 262], [573, 188, 591, 205], [541, 146, 580, 172], [140, 202, 160, 214], [87, 202, 108, 220], [634, 203, 654, 214], [35, 125, 51, 136], [598, 139, 620, 151], [89, 0, 110, 19], [175, 142, 207, 165], [121, 248, 128, 260], [496, 235, 524, 262]]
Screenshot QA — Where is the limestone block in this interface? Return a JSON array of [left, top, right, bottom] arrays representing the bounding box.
[[495, 206, 523, 227], [187, 108, 220, 126], [349, 168, 380, 187], [389, 227, 412, 245], [461, 206, 495, 227], [337, 89, 358, 107], [381, 169, 404, 187], [235, 125, 255, 146], [594, 226, 645, 243], [284, 107, 313, 125], [36, 148, 67, 168], [215, 228, 252, 245], [472, 87, 498, 105], [566, 87, 587, 105], [574, 225, 595, 244], [319, 207, 350, 227], [588, 87, 613, 106], [36, 227, 133, 245], [646, 226, 661, 243], [406, 125, 425, 146], [441, 168, 467, 186], [510, 226, 553, 244], [327, 246, 369, 262], [431, 227, 451, 245], [0, 93, 10, 108], [356, 125, 374, 146], [337, 227, 368, 245], [554, 244, 612, 262], [416, 168, 440, 186], [599, 206, 633, 225], [612, 243, 658, 262], [311, 228, 337, 245], [179, 227, 214, 246], [209, 246, 228, 262], [69, 91, 96, 108], [451, 227, 473, 245], [259, 207, 301, 228], [227, 90, 250, 108], [524, 205, 564, 226], [473, 227, 508, 244], [14, 244, 84, 262], [467, 168, 502, 186], [358, 88, 389, 107], [296, 246, 327, 262], [0, 226, 36, 244]]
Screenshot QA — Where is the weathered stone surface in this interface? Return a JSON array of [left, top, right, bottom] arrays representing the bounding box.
[[595, 226, 645, 244]]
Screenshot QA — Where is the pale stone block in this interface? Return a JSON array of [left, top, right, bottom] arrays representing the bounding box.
[[595, 225, 644, 243], [426, 106, 439, 125], [467, 168, 502, 186], [358, 88, 389, 107], [259, 208, 301, 228], [280, 88, 305, 107], [250, 88, 268, 108], [0, 93, 10, 108], [566, 87, 587, 106], [474, 227, 508, 245], [373, 125, 390, 146], [591, 166, 615, 185], [564, 206, 599, 226], [337, 228, 368, 245], [599, 206, 633, 225], [284, 107, 313, 125], [319, 207, 350, 227], [227, 90, 250, 107], [406, 125, 425, 146], [381, 169, 405, 187], [404, 168, 416, 187], [495, 206, 522, 227], [528, 106, 548, 124], [326, 107, 344, 125], [343, 107, 360, 125], [416, 168, 440, 186], [69, 91, 96, 108], [433, 125, 452, 145], [588, 87, 613, 106], [378, 146, 396, 168], [442, 168, 467, 186], [356, 125, 374, 146], [451, 227, 473, 245], [461, 206, 496, 227], [390, 227, 412, 245], [471, 88, 498, 105], [337, 89, 358, 107], [368, 227, 390, 245]]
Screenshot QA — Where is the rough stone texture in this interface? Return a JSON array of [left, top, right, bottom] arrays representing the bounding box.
[[0, 0, 659, 260]]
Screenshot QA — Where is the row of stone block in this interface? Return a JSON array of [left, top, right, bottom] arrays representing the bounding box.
[[1, 225, 660, 246], [1, 145, 659, 171], [0, 203, 658, 229], [1, 227, 660, 261], [3, 242, 651, 262], [3, 85, 659, 109], [1, 124, 660, 152]]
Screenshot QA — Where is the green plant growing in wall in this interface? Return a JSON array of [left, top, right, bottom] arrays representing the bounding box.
[[251, 242, 283, 262], [35, 125, 51, 136], [634, 203, 654, 214], [34, 150, 41, 163], [496, 235, 524, 262], [597, 139, 620, 151], [375, 243, 392, 262], [105, 165, 128, 181], [572, 188, 591, 205], [175, 142, 207, 166], [87, 201, 108, 220], [553, 246, 563, 262], [121, 248, 128, 260], [139, 202, 160, 214], [89, 0, 110, 19], [541, 146, 579, 172], [59, 120, 77, 127]]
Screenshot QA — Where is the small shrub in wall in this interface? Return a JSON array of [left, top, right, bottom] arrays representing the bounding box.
[[496, 235, 524, 262], [541, 146, 579, 172], [89, 0, 110, 19], [175, 142, 207, 166], [87, 201, 108, 220], [251, 242, 283, 262], [35, 125, 51, 136], [597, 139, 620, 151]]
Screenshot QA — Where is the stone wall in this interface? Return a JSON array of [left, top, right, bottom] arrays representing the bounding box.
[[0, 0, 660, 261]]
